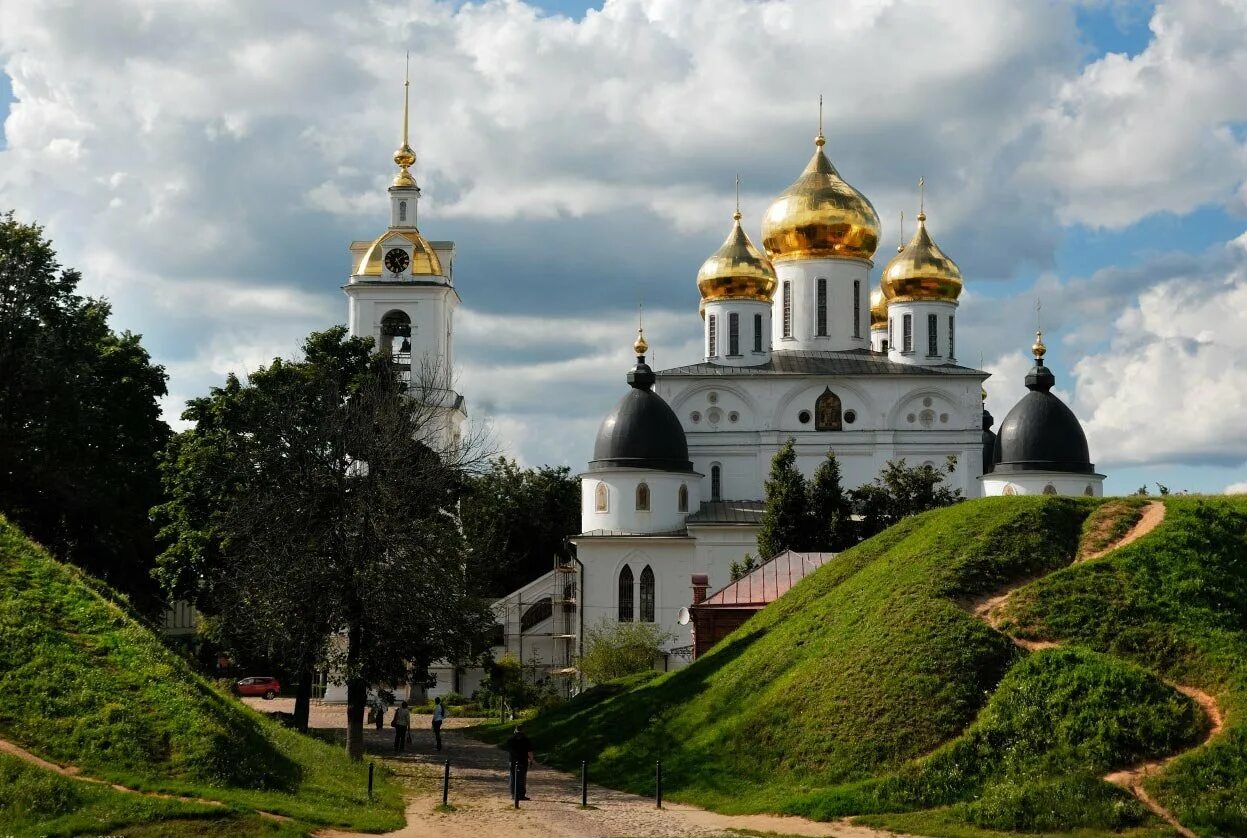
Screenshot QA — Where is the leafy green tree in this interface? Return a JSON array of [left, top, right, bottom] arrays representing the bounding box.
[[460, 457, 580, 597], [757, 438, 811, 559], [850, 456, 962, 540], [154, 328, 493, 755], [578, 619, 676, 685], [808, 450, 854, 551], [730, 553, 759, 582], [0, 211, 169, 608]]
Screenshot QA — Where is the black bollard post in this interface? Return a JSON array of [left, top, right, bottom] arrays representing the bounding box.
[[655, 759, 662, 809], [581, 760, 588, 807], [442, 760, 450, 806], [510, 759, 518, 809], [367, 761, 374, 799]]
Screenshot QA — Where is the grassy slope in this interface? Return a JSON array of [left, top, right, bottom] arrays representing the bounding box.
[[1001, 497, 1247, 836], [485, 496, 1243, 836], [0, 517, 404, 835]]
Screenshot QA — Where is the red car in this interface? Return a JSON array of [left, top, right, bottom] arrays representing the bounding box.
[[235, 676, 281, 699]]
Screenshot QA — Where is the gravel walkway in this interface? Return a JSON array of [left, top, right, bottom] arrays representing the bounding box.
[[313, 721, 912, 838]]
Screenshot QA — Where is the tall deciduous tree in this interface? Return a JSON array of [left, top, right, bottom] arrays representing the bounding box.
[[850, 456, 962, 540], [808, 450, 854, 551], [0, 211, 169, 608], [757, 438, 811, 559], [154, 328, 493, 754], [460, 457, 580, 597]]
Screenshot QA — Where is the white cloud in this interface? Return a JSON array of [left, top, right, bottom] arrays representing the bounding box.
[[1025, 0, 1247, 227], [1225, 481, 1247, 494], [1072, 231, 1247, 466]]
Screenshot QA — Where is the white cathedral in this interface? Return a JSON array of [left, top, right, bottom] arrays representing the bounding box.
[[332, 83, 1106, 698]]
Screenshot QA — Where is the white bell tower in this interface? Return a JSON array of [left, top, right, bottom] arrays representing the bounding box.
[[342, 62, 465, 444]]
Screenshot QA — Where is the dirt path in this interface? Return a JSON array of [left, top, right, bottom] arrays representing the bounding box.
[[0, 734, 289, 822], [316, 723, 916, 838], [967, 500, 1227, 836]]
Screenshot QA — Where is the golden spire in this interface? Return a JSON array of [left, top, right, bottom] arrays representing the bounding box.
[[698, 192, 777, 311], [880, 178, 963, 302], [816, 94, 825, 147], [392, 52, 417, 188], [897, 210, 905, 253], [634, 305, 648, 356], [917, 176, 926, 222], [1032, 299, 1046, 361], [734, 174, 742, 221]]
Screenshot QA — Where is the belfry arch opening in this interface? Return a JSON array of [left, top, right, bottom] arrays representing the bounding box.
[[379, 309, 412, 359]]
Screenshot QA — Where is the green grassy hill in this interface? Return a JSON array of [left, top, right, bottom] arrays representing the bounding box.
[[495, 496, 1247, 837], [0, 516, 404, 837]]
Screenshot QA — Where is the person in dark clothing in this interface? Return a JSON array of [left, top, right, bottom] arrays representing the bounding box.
[[391, 701, 411, 753], [504, 724, 534, 800]]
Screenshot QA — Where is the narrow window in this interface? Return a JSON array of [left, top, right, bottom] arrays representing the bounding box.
[[903, 314, 913, 353], [1043, 484, 1058, 495], [618, 565, 634, 622], [678, 484, 689, 512], [753, 313, 763, 352], [710, 464, 722, 501], [639, 566, 656, 623], [708, 314, 718, 357], [888, 316, 893, 349], [882, 339, 889, 353], [815, 387, 843, 431], [816, 278, 828, 336], [595, 482, 608, 513], [782, 282, 792, 338], [399, 200, 407, 222], [853, 280, 862, 338], [927, 313, 938, 356], [636, 482, 650, 511], [728, 312, 740, 355], [948, 316, 955, 360]]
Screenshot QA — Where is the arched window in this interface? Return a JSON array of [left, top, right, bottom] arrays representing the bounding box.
[[618, 565, 634, 622], [853, 279, 862, 338], [379, 310, 412, 357], [1084, 484, 1095, 497], [399, 200, 407, 222], [710, 464, 722, 501], [1002, 485, 1017, 496], [639, 566, 655, 623], [595, 482, 609, 513], [782, 281, 793, 338], [816, 278, 828, 336], [520, 598, 552, 632], [815, 388, 843, 431], [1043, 484, 1058, 495], [678, 484, 689, 512], [636, 482, 651, 511]]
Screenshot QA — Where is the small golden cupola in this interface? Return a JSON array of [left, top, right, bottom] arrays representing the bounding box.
[[881, 183, 963, 303], [761, 106, 881, 263], [696, 202, 777, 315], [869, 287, 887, 331], [353, 64, 443, 279]]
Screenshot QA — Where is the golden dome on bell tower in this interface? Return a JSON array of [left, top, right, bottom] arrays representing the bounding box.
[[881, 180, 962, 303], [696, 198, 777, 314], [761, 103, 881, 263], [870, 287, 887, 331]]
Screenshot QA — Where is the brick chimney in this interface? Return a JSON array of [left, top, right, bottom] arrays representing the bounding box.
[[691, 573, 710, 605]]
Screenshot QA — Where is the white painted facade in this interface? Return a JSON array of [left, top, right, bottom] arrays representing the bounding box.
[[772, 257, 872, 351], [981, 471, 1105, 497], [703, 299, 772, 366]]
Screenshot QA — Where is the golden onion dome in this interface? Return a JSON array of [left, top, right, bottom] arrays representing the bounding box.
[[761, 134, 881, 263], [696, 210, 777, 313], [355, 229, 443, 277], [881, 211, 963, 302], [869, 286, 887, 331]]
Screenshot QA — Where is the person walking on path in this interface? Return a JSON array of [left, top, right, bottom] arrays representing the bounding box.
[[432, 696, 448, 751], [505, 723, 534, 800], [391, 701, 412, 753]]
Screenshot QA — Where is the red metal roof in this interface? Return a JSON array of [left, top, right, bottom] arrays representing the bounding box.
[[698, 551, 833, 609]]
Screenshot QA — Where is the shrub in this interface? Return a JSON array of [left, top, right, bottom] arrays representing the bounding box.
[[578, 619, 676, 685]]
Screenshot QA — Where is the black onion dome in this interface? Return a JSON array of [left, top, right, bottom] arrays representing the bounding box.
[[993, 361, 1094, 474], [981, 406, 997, 475], [589, 355, 693, 473]]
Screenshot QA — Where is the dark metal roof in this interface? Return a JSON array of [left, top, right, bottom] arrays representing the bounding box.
[[697, 551, 832, 609], [590, 360, 693, 473], [575, 529, 690, 538], [657, 349, 984, 378], [685, 500, 766, 525], [993, 363, 1094, 474]]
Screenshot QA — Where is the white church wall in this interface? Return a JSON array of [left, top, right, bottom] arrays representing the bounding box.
[[580, 469, 701, 533], [702, 299, 772, 367], [981, 472, 1104, 497], [771, 257, 872, 351]]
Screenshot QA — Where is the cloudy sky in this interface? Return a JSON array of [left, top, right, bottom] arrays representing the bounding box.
[[2, 0, 1247, 495]]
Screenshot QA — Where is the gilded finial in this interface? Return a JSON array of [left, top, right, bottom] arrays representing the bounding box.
[[981, 387, 988, 402], [734, 174, 742, 222], [896, 210, 905, 253], [1032, 299, 1045, 361], [815, 94, 825, 147], [634, 304, 648, 355], [917, 176, 926, 223], [392, 52, 417, 188]]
